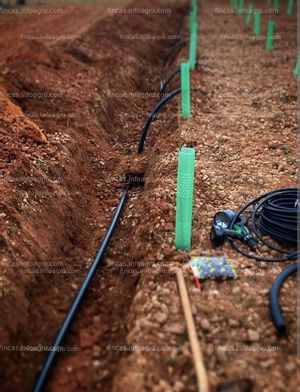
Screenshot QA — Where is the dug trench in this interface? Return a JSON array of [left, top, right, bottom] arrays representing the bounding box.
[[0, 1, 187, 390]]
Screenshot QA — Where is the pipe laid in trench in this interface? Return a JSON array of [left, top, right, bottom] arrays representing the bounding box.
[[33, 185, 129, 392]]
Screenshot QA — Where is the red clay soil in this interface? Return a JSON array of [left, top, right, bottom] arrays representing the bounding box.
[[0, 1, 299, 392]]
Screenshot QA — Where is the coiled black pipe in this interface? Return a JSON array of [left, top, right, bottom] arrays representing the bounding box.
[[138, 88, 181, 154], [33, 185, 129, 392], [269, 263, 298, 335], [229, 188, 299, 262], [258, 191, 297, 244]]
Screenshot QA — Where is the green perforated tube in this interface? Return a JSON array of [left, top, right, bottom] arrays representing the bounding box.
[[175, 147, 195, 251]]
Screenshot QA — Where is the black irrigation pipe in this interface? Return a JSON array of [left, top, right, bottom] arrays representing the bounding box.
[[33, 5, 190, 391], [160, 66, 180, 95], [138, 88, 182, 154], [160, 62, 203, 95], [163, 39, 189, 67], [269, 263, 298, 336], [175, 7, 189, 38], [33, 185, 129, 392], [138, 87, 208, 154]]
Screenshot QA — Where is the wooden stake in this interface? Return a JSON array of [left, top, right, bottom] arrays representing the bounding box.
[[176, 269, 209, 392]]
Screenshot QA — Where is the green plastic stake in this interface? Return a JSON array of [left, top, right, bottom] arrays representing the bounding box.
[[239, 0, 245, 16], [189, 10, 197, 32], [287, 0, 294, 15], [181, 62, 191, 119], [266, 20, 275, 51], [189, 23, 198, 70], [175, 147, 195, 251], [192, 0, 198, 14], [232, 0, 238, 10], [274, 0, 279, 10], [294, 55, 300, 77], [254, 12, 261, 35], [246, 3, 253, 24]]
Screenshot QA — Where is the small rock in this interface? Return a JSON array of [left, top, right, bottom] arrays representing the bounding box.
[[173, 381, 185, 391], [93, 360, 101, 368], [154, 312, 168, 325], [157, 253, 164, 261], [248, 329, 260, 342], [92, 345, 101, 357], [157, 380, 172, 391], [228, 318, 239, 328], [232, 286, 240, 295], [216, 348, 227, 364], [163, 246, 173, 258], [208, 289, 219, 299], [161, 287, 171, 296], [160, 303, 169, 314], [200, 318, 210, 332], [0, 213, 6, 219], [285, 362, 296, 372], [261, 359, 275, 369], [166, 322, 185, 335], [259, 289, 269, 296]]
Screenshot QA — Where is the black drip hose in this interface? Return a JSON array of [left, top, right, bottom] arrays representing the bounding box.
[[160, 62, 203, 96], [163, 39, 189, 67], [162, 7, 190, 68], [33, 186, 129, 392], [176, 8, 189, 37], [138, 88, 181, 154], [269, 263, 298, 335], [160, 67, 180, 95]]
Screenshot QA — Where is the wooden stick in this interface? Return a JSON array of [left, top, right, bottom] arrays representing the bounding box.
[[176, 268, 209, 392]]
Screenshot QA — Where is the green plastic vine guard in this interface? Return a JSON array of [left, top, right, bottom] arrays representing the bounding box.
[[294, 55, 300, 77], [175, 147, 195, 251], [181, 62, 191, 119], [231, 0, 238, 11], [239, 0, 245, 16], [254, 12, 261, 35], [274, 0, 279, 10], [287, 0, 294, 15], [189, 0, 198, 31], [191, 0, 198, 13], [189, 23, 198, 70], [266, 20, 275, 51], [246, 3, 253, 24], [189, 10, 196, 32]]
